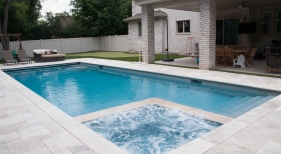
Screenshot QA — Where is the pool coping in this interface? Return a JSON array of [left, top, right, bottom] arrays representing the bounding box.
[[1, 58, 281, 153], [75, 98, 232, 124]]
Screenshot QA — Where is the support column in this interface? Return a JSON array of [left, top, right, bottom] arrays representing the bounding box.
[[199, 0, 216, 70], [142, 4, 155, 63]]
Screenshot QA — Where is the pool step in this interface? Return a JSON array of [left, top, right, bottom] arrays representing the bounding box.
[[219, 96, 253, 115], [227, 96, 264, 117], [228, 95, 275, 118]]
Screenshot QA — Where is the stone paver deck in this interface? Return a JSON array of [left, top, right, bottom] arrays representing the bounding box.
[[0, 58, 281, 154]]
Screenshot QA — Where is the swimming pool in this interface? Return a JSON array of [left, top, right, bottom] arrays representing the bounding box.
[[4, 62, 278, 118]]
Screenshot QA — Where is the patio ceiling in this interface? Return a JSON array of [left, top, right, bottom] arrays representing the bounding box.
[[135, 0, 281, 12]]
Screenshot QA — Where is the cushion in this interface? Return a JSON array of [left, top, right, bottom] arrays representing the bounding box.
[[41, 52, 46, 55], [46, 50, 52, 55], [41, 54, 66, 58]]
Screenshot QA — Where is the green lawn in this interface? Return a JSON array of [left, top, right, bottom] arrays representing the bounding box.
[[0, 51, 186, 64], [67, 51, 138, 58], [66, 51, 187, 62]]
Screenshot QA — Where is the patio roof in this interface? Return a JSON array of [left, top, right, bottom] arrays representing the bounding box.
[[134, 0, 281, 11], [123, 11, 167, 22]]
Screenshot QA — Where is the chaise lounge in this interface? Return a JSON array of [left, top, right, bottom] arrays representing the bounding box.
[[2, 50, 18, 65], [33, 49, 65, 62]]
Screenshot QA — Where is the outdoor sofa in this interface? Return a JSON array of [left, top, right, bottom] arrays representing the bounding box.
[[33, 49, 65, 62]]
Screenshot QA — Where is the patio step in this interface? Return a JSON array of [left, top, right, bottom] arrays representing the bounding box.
[[229, 95, 276, 118]]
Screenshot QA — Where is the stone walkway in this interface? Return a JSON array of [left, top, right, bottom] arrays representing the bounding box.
[[0, 58, 281, 154]]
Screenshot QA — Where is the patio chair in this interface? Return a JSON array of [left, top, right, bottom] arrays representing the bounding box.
[[2, 50, 18, 65], [216, 48, 225, 65], [17, 49, 32, 64], [224, 48, 234, 66], [233, 54, 245, 68], [245, 48, 257, 67]]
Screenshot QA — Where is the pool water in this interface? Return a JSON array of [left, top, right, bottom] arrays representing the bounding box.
[[4, 63, 277, 117], [83, 104, 222, 154]]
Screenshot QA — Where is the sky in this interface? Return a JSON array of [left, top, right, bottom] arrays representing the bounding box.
[[41, 0, 73, 16]]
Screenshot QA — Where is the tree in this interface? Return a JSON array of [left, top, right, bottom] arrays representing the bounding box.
[[0, 0, 11, 50], [0, 0, 42, 49], [70, 0, 131, 36]]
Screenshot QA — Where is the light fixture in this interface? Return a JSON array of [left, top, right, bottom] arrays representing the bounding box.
[[238, 4, 243, 9]]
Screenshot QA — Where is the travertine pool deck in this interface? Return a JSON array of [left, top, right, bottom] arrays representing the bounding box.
[[0, 58, 281, 154], [75, 98, 232, 124]]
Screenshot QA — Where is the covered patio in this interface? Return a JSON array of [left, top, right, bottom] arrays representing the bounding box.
[[156, 57, 281, 77], [134, 0, 281, 71]]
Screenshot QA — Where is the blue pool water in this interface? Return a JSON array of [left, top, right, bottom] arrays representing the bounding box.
[[4, 63, 278, 117], [84, 104, 222, 154]]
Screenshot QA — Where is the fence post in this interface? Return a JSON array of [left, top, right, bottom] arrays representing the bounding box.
[[61, 38, 64, 54], [115, 35, 117, 51], [101, 36, 103, 51], [109, 35, 112, 51], [80, 37, 83, 52], [40, 39, 42, 49]]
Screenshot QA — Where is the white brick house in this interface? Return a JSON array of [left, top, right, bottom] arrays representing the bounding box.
[[124, 1, 200, 55], [128, 0, 281, 70]]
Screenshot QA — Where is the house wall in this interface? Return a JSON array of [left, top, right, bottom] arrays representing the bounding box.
[[128, 17, 166, 53], [252, 6, 281, 51], [217, 6, 281, 54], [216, 8, 250, 49], [129, 1, 201, 54]]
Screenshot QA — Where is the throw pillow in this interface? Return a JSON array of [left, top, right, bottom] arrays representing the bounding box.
[[46, 50, 52, 55]]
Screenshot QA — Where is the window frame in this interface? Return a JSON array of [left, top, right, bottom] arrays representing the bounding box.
[[176, 20, 191, 34], [138, 22, 142, 37], [261, 10, 272, 34], [275, 9, 281, 33], [216, 17, 240, 46]]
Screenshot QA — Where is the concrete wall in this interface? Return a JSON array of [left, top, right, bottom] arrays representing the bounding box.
[[0, 36, 129, 58]]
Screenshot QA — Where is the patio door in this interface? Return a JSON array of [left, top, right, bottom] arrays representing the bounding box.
[[216, 18, 239, 46]]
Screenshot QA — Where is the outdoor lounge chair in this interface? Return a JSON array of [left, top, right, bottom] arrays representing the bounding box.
[[2, 50, 17, 65], [17, 49, 32, 64]]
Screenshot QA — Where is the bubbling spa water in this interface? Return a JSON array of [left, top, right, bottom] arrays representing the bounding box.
[[83, 104, 222, 154]]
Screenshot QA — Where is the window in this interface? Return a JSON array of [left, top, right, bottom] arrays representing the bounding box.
[[275, 9, 281, 33], [216, 18, 239, 45], [138, 22, 142, 37], [261, 10, 271, 34], [177, 20, 190, 33]]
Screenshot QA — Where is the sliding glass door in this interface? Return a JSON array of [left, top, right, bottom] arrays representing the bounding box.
[[216, 18, 239, 46]]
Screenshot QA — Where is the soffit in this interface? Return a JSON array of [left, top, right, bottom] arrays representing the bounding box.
[[123, 11, 167, 22], [135, 0, 281, 12]]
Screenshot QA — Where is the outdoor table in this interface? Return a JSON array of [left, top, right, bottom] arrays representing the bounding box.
[[233, 50, 249, 58]]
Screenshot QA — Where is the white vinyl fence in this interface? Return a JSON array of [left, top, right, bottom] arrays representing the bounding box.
[[0, 35, 129, 58]]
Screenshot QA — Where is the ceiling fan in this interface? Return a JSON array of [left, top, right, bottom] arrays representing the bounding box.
[[229, 1, 250, 9]]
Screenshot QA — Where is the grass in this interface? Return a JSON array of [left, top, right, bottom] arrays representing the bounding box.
[[66, 51, 187, 62], [0, 51, 186, 64]]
